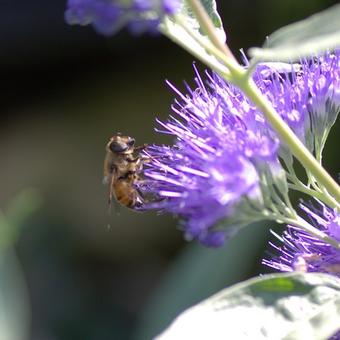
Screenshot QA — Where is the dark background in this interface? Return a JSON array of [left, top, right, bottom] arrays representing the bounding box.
[[0, 1, 339, 339]]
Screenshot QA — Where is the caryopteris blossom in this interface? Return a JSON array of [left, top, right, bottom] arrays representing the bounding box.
[[263, 201, 340, 277], [65, 0, 180, 35], [256, 50, 340, 160], [140, 51, 340, 247], [140, 65, 285, 247]]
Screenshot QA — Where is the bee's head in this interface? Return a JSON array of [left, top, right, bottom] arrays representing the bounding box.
[[107, 135, 135, 153]]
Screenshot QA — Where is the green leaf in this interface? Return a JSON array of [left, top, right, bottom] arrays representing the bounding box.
[[249, 4, 340, 62], [0, 251, 30, 340], [133, 222, 269, 340], [156, 273, 340, 340], [160, 1, 228, 76], [181, 0, 226, 42]]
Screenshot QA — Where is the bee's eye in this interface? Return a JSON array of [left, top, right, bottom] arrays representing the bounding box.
[[127, 138, 135, 147], [109, 141, 128, 153]]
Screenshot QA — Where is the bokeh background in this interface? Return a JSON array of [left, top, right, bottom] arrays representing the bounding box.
[[0, 1, 339, 339]]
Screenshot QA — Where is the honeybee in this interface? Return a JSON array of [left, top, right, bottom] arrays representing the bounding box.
[[103, 134, 147, 209]]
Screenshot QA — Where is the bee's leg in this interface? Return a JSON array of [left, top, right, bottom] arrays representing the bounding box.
[[126, 157, 141, 163], [134, 192, 145, 210], [135, 179, 150, 203], [110, 163, 117, 174], [126, 155, 158, 170], [118, 171, 137, 181], [140, 156, 153, 164], [126, 157, 144, 173], [134, 178, 148, 186], [126, 144, 148, 164], [134, 143, 148, 152], [139, 156, 167, 174], [140, 155, 164, 163]]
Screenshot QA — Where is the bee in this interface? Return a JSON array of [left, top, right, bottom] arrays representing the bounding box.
[[103, 134, 147, 209], [112, 173, 143, 209]]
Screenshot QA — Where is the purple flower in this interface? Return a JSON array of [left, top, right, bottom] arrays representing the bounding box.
[[264, 204, 340, 340], [65, 0, 180, 35], [255, 51, 340, 158], [139, 65, 282, 247], [138, 51, 340, 247], [263, 201, 340, 277]]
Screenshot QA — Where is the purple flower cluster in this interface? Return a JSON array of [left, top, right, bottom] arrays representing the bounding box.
[[256, 51, 340, 157], [263, 201, 340, 277], [140, 66, 281, 247], [139, 51, 340, 247], [65, 0, 180, 35]]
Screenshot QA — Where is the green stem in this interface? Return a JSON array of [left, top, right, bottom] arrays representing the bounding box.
[[160, 20, 230, 78], [283, 215, 340, 250], [229, 203, 340, 249], [229, 198, 339, 249], [288, 183, 340, 210], [285, 158, 339, 209], [265, 208, 340, 249]]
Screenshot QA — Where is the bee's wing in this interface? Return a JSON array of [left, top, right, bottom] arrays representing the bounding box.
[[103, 151, 113, 181], [105, 172, 122, 216], [103, 149, 123, 217], [108, 192, 121, 216]]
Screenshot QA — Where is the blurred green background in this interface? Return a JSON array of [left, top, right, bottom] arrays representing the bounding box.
[[0, 1, 339, 339]]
